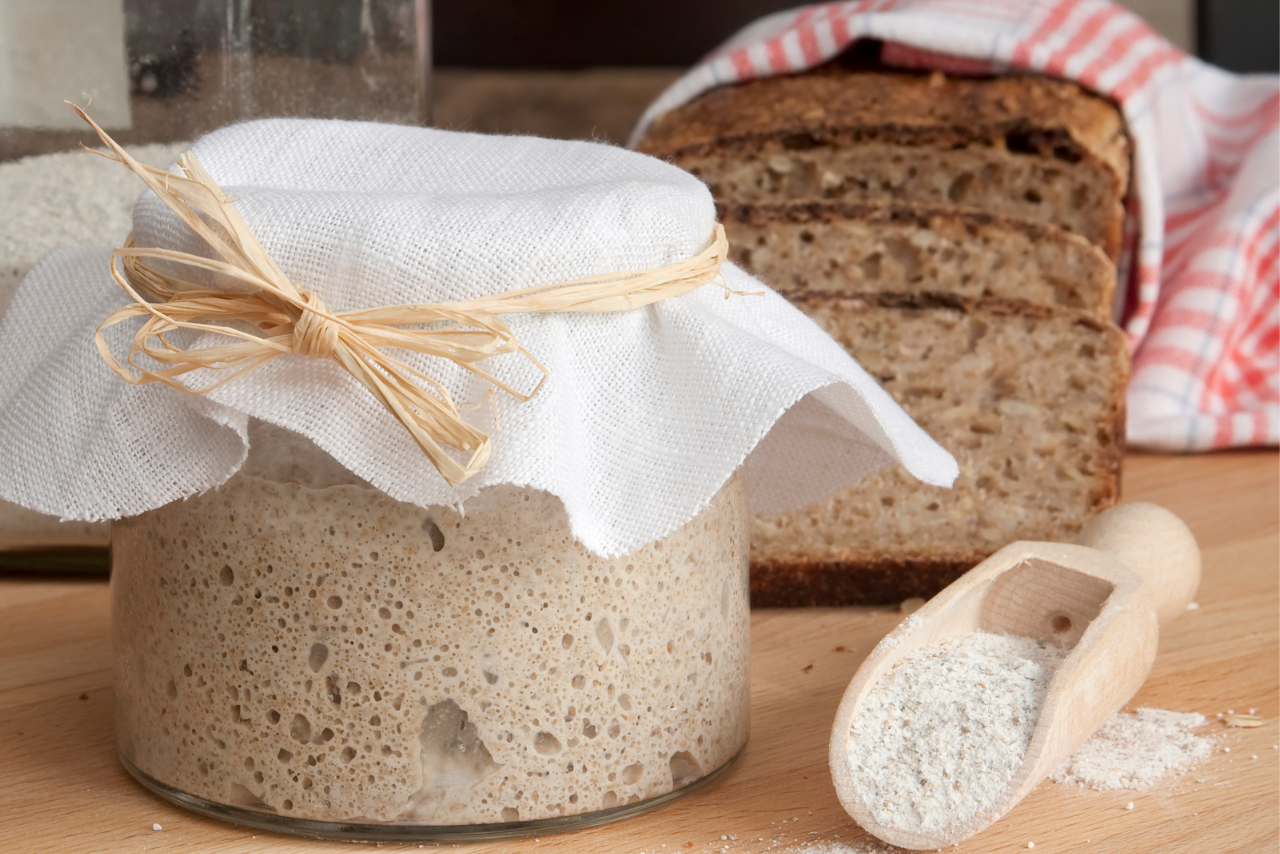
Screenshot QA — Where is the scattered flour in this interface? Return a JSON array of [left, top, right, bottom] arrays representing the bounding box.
[[846, 631, 1068, 835], [780, 843, 898, 854], [1051, 708, 1214, 789], [781, 843, 900, 854], [876, 613, 921, 650]]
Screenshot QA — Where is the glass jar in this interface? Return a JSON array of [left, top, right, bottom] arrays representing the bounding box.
[[111, 422, 750, 840], [3, 0, 429, 161]]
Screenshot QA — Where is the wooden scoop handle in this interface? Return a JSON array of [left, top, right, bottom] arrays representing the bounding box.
[[1072, 502, 1201, 625]]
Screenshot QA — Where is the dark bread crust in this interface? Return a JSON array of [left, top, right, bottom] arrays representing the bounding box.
[[638, 66, 1128, 183], [749, 554, 976, 608], [638, 66, 1130, 258]]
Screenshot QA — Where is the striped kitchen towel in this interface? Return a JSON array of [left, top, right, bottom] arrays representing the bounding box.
[[630, 0, 1279, 452]]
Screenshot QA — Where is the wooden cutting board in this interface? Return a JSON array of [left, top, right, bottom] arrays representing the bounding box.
[[0, 450, 1275, 854]]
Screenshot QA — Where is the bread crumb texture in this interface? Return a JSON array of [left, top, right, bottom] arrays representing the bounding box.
[[751, 299, 1126, 573]]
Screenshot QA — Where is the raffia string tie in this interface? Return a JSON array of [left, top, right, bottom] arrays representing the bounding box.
[[73, 106, 741, 486], [292, 291, 340, 360]]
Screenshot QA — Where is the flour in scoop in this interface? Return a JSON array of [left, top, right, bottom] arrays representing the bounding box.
[[846, 631, 1068, 835]]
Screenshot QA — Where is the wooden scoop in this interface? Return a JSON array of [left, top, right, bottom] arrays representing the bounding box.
[[828, 503, 1201, 850]]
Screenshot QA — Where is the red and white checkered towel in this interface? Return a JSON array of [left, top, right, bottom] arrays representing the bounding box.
[[630, 0, 1279, 451]]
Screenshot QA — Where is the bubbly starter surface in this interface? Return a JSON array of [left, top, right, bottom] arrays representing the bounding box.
[[112, 467, 750, 824]]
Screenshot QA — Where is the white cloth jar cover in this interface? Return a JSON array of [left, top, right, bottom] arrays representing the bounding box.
[[0, 119, 957, 556]]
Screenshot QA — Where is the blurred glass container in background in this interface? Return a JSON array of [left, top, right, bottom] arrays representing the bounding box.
[[0, 0, 431, 160]]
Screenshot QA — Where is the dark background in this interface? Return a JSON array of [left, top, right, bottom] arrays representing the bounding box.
[[430, 0, 1277, 73], [125, 0, 1280, 75], [1196, 0, 1280, 72], [7, 0, 1273, 163]]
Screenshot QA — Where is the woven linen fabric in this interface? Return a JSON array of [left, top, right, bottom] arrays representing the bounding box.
[[0, 118, 957, 557], [629, 0, 1280, 452]]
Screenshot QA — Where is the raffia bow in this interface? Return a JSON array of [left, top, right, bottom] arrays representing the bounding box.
[[74, 106, 733, 486]]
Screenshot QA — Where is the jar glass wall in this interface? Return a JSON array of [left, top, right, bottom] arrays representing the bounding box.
[[110, 422, 750, 840]]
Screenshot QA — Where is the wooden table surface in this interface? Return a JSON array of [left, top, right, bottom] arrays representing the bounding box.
[[1, 451, 1275, 854]]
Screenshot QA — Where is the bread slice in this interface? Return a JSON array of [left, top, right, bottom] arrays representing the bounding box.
[[724, 202, 1116, 318], [637, 67, 1130, 258], [750, 293, 1128, 607]]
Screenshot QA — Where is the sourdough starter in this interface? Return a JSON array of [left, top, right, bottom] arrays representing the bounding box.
[[112, 437, 750, 825]]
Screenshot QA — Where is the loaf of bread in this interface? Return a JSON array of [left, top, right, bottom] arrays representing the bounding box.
[[637, 66, 1132, 606], [750, 293, 1128, 606], [723, 201, 1116, 316], [637, 66, 1130, 258]]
